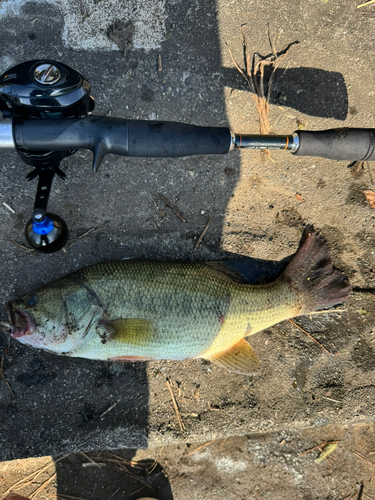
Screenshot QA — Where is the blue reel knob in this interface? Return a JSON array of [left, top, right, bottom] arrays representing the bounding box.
[[25, 213, 68, 253]]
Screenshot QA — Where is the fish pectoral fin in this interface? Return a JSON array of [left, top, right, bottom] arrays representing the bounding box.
[[98, 318, 154, 345], [206, 339, 260, 375]]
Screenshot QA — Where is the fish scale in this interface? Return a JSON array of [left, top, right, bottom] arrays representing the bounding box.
[[66, 260, 300, 361], [77, 261, 236, 360]]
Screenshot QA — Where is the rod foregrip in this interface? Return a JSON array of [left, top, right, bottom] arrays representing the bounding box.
[[127, 121, 231, 157], [294, 128, 375, 161]]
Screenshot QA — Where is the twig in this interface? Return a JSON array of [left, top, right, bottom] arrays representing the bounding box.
[[68, 227, 104, 243], [157, 193, 186, 222], [226, 42, 252, 91], [207, 401, 220, 411], [50, 246, 72, 279], [49, 495, 89, 500], [82, 462, 106, 468], [107, 488, 120, 500], [5, 469, 50, 495], [147, 459, 158, 474], [80, 451, 102, 468], [353, 450, 375, 466], [7, 238, 34, 252], [0, 356, 15, 398], [13, 479, 35, 490], [2, 202, 15, 213], [158, 54, 162, 72], [298, 441, 339, 457], [100, 399, 120, 418], [288, 319, 332, 355], [51, 227, 105, 279], [228, 28, 298, 137], [353, 161, 364, 177], [166, 378, 185, 431], [107, 453, 143, 468], [130, 484, 149, 496], [322, 396, 342, 403], [114, 466, 154, 488], [357, 0, 375, 7], [89, 454, 147, 474], [298, 443, 325, 457], [304, 309, 347, 315], [3, 456, 67, 496], [368, 163, 374, 186], [194, 218, 211, 251], [315, 442, 338, 463], [186, 440, 213, 457], [29, 472, 56, 499], [364, 494, 375, 500]]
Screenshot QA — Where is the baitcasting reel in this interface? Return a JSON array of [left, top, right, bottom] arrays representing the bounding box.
[[1, 59, 375, 252], [0, 60, 94, 252]]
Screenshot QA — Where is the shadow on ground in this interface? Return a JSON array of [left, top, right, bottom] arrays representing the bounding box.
[[54, 451, 173, 500], [223, 66, 348, 120]]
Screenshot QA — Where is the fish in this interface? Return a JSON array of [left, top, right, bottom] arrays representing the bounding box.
[[0, 227, 351, 374]]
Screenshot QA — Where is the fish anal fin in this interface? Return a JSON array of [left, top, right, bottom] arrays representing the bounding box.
[[99, 318, 154, 346], [206, 338, 260, 375]]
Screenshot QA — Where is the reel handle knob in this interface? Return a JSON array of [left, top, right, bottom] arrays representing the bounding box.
[[25, 213, 68, 253]]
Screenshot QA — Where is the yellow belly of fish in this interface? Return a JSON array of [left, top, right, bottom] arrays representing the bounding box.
[[200, 281, 302, 359]]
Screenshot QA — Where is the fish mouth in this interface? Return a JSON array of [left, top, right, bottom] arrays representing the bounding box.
[[6, 302, 35, 338]]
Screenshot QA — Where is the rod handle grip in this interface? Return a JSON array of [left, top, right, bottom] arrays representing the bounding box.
[[15, 117, 232, 171], [294, 129, 375, 161]]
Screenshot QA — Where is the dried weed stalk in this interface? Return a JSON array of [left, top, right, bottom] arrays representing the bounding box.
[[228, 27, 299, 135]]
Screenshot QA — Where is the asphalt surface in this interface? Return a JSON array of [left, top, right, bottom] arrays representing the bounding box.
[[0, 0, 374, 465]]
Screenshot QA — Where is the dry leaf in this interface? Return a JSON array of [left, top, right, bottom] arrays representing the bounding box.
[[109, 21, 135, 58], [363, 190, 375, 208], [352, 161, 364, 178]]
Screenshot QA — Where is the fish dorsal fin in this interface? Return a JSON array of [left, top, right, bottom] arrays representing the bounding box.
[[99, 318, 154, 345], [206, 262, 250, 284], [207, 338, 260, 375], [207, 258, 290, 285]]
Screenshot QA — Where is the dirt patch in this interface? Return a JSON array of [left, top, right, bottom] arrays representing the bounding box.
[[2, 423, 375, 500]]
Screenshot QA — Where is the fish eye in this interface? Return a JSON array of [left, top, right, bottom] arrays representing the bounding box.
[[26, 294, 38, 307]]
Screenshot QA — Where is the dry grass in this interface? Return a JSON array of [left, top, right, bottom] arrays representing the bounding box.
[[227, 27, 299, 135]]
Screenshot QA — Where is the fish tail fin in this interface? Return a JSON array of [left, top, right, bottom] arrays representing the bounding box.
[[283, 226, 351, 314]]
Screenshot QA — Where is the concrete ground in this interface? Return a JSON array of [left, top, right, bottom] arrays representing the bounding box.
[[0, 0, 375, 497]]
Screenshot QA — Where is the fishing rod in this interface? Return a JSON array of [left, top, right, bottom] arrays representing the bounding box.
[[0, 60, 374, 253]]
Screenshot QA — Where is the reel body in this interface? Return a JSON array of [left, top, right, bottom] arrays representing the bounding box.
[[0, 60, 94, 252]]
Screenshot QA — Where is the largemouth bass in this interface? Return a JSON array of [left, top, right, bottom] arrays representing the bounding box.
[[1, 228, 350, 374]]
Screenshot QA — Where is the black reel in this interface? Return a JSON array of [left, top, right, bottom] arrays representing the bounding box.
[[0, 60, 94, 252]]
